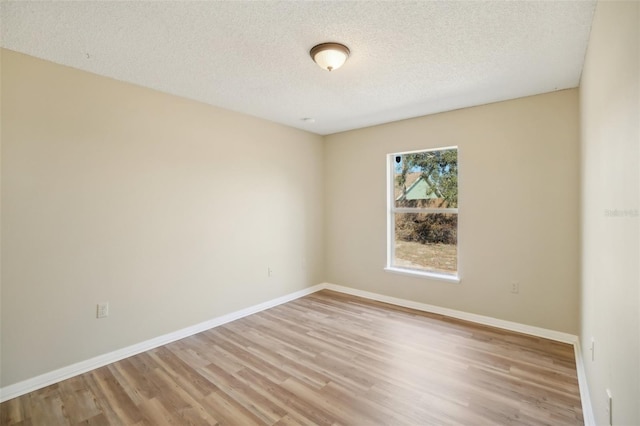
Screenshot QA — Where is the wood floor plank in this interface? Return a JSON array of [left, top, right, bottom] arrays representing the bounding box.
[[89, 367, 145, 425], [201, 390, 264, 426], [1, 290, 584, 425], [57, 376, 103, 424], [235, 368, 337, 426]]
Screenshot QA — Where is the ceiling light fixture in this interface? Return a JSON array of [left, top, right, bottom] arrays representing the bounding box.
[[310, 42, 350, 72]]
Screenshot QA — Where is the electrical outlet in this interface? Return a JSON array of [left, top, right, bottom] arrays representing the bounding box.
[[267, 267, 273, 277], [606, 389, 612, 426], [590, 337, 595, 361], [510, 281, 520, 294], [96, 302, 109, 319]]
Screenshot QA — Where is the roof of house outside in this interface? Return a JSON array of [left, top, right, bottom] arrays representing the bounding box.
[[395, 172, 437, 201]]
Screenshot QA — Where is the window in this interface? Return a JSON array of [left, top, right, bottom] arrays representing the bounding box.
[[386, 147, 459, 281]]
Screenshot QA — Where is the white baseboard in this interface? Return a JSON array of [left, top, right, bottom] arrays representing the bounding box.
[[574, 339, 596, 426], [1, 280, 593, 422], [0, 284, 324, 402], [322, 283, 578, 344]]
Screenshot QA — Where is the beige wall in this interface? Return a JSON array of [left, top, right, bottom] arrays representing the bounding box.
[[0, 48, 4, 387], [324, 90, 580, 334], [0, 49, 325, 386], [580, 1, 640, 425]]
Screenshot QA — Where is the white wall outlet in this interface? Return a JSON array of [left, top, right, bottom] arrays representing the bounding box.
[[267, 267, 273, 277], [96, 302, 109, 319], [510, 281, 520, 294], [590, 337, 595, 361], [605, 389, 612, 426]]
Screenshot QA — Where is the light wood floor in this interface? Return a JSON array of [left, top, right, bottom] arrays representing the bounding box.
[[1, 290, 583, 425]]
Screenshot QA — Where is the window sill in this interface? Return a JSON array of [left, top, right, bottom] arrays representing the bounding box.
[[384, 266, 461, 283]]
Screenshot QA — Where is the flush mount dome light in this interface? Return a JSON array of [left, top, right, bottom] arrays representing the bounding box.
[[310, 42, 350, 72]]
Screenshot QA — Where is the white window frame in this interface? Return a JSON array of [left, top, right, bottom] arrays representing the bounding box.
[[385, 146, 460, 283]]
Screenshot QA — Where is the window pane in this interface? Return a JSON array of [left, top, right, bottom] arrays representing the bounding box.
[[394, 149, 457, 209], [394, 213, 457, 274]]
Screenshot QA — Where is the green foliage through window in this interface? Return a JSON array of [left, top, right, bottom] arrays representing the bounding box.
[[396, 149, 458, 208]]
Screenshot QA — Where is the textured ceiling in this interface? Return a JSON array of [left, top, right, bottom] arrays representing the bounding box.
[[1, 1, 596, 135]]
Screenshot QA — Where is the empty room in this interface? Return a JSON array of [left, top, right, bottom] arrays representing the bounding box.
[[1, 1, 638, 425]]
